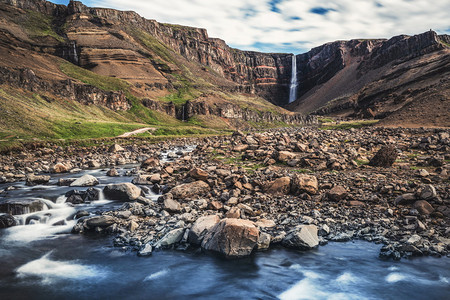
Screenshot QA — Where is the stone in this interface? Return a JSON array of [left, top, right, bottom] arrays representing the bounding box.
[[394, 193, 416, 205], [225, 207, 241, 218], [150, 173, 161, 183], [255, 219, 276, 228], [58, 178, 76, 186], [406, 234, 421, 244], [106, 168, 119, 177], [418, 185, 437, 200], [85, 215, 116, 228], [188, 215, 220, 245], [129, 220, 139, 232], [132, 174, 152, 185], [369, 145, 397, 167], [418, 169, 429, 177], [290, 174, 318, 195], [87, 160, 101, 168], [257, 232, 271, 251], [141, 157, 159, 169], [208, 201, 223, 210], [103, 183, 142, 201], [164, 198, 182, 213], [265, 177, 291, 194], [0, 213, 16, 228], [413, 200, 434, 215], [201, 218, 259, 258], [66, 194, 84, 204], [326, 185, 347, 201], [281, 225, 319, 250], [75, 210, 90, 219], [108, 144, 125, 153], [138, 243, 153, 256], [70, 175, 99, 187], [170, 181, 210, 199], [25, 174, 51, 186], [0, 199, 46, 215], [188, 167, 209, 181], [276, 151, 297, 162], [52, 163, 71, 173], [154, 228, 185, 248]]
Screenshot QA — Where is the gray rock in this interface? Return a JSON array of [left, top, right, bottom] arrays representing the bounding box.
[[282, 225, 319, 250], [138, 243, 153, 256], [171, 181, 210, 199], [70, 175, 99, 187], [418, 185, 437, 200], [85, 215, 116, 228], [0, 213, 16, 228], [369, 145, 397, 167], [188, 215, 220, 245], [154, 228, 185, 248], [164, 198, 182, 213], [26, 174, 51, 186], [103, 183, 142, 201], [0, 199, 47, 215], [257, 232, 271, 251]]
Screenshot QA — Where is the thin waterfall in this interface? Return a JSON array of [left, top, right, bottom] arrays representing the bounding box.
[[72, 42, 79, 65], [288, 54, 297, 103]]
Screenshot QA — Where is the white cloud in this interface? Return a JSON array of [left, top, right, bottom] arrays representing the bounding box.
[[90, 0, 450, 53]]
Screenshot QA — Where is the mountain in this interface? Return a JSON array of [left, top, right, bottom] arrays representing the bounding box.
[[0, 0, 448, 142]]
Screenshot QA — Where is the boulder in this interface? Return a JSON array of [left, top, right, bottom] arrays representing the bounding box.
[[154, 228, 185, 248], [141, 157, 159, 169], [369, 145, 397, 167], [0, 213, 16, 228], [0, 199, 46, 215], [170, 181, 210, 199], [70, 175, 99, 187], [103, 183, 142, 201], [225, 207, 240, 218], [188, 168, 209, 181], [132, 174, 152, 185], [52, 163, 71, 173], [106, 168, 119, 177], [163, 198, 182, 213], [418, 185, 437, 200], [201, 218, 259, 258], [264, 177, 291, 194], [281, 225, 319, 250], [257, 232, 271, 251], [108, 144, 125, 153], [394, 193, 416, 205], [413, 200, 434, 215], [290, 174, 318, 195], [276, 151, 297, 162], [188, 215, 220, 245], [138, 243, 153, 256], [85, 215, 116, 228], [26, 174, 51, 186], [326, 185, 347, 201]]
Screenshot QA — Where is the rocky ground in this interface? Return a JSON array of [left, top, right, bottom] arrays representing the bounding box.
[[0, 127, 449, 260]]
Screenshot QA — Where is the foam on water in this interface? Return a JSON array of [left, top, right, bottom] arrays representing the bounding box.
[[335, 272, 357, 284], [144, 269, 169, 281], [16, 252, 106, 284], [385, 272, 407, 283]]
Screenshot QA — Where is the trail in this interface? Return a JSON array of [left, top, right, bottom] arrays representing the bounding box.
[[117, 127, 155, 137]]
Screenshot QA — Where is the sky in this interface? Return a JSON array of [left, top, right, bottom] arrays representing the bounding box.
[[50, 0, 450, 54]]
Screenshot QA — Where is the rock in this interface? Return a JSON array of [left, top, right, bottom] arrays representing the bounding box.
[[70, 175, 99, 187], [225, 207, 241, 218], [66, 194, 84, 204], [276, 151, 296, 162], [326, 185, 347, 201], [257, 232, 271, 251], [154, 228, 185, 248], [132, 174, 152, 185], [108, 144, 125, 153], [58, 178, 76, 186], [413, 200, 434, 215], [369, 145, 397, 167], [85, 215, 116, 228], [290, 174, 318, 195], [0, 213, 16, 228], [25, 174, 51, 186], [418, 184, 437, 200], [394, 193, 416, 205], [103, 183, 142, 201], [188, 215, 220, 245], [188, 167, 209, 181], [141, 157, 159, 169], [138, 243, 153, 256], [348, 200, 365, 206], [75, 210, 90, 219], [170, 181, 210, 199], [0, 199, 46, 215], [265, 177, 291, 194], [87, 160, 101, 168], [52, 163, 71, 173], [164, 198, 182, 213], [150, 173, 161, 183], [255, 219, 276, 228], [106, 168, 119, 177], [281, 225, 319, 250], [418, 169, 429, 177], [208, 201, 223, 210], [117, 210, 132, 219], [201, 218, 259, 258], [406, 234, 421, 244]]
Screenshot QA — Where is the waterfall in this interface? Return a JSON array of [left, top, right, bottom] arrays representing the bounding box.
[[72, 42, 79, 65], [288, 54, 297, 103]]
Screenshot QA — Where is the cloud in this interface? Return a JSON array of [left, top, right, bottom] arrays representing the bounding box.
[[85, 0, 449, 53]]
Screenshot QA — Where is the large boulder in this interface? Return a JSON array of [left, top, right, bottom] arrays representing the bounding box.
[[103, 183, 142, 201], [108, 144, 125, 153], [163, 198, 182, 213], [52, 163, 71, 173], [154, 228, 185, 248], [188, 168, 209, 181], [0, 199, 47, 215], [326, 185, 347, 201], [276, 151, 297, 162], [170, 181, 210, 199], [85, 215, 116, 228], [70, 175, 99, 187], [188, 215, 220, 245], [201, 218, 259, 258], [369, 145, 397, 167], [413, 200, 434, 215], [0, 213, 16, 228], [281, 225, 319, 250], [25, 174, 50, 186], [290, 174, 318, 195], [264, 177, 291, 194]]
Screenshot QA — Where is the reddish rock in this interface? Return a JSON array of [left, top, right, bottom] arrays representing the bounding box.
[[189, 167, 209, 181], [290, 174, 318, 195], [170, 181, 210, 199], [327, 185, 347, 201], [413, 200, 434, 215], [369, 145, 398, 167], [265, 177, 291, 194]]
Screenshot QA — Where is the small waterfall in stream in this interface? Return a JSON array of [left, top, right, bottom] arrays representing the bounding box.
[[288, 54, 297, 103]]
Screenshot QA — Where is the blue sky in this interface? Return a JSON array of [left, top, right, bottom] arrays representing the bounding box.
[[50, 0, 450, 54]]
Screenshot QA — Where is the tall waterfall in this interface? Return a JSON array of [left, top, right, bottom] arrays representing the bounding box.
[[72, 42, 79, 65], [288, 54, 297, 103]]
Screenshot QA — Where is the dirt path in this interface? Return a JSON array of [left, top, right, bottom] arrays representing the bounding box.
[[117, 127, 156, 137]]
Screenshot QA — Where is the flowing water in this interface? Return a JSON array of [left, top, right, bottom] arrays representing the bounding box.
[[0, 146, 449, 299], [289, 54, 298, 104]]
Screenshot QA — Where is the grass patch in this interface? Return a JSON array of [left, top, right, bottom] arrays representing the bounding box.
[[59, 61, 129, 92], [320, 120, 379, 130], [129, 28, 175, 64], [318, 117, 334, 123], [23, 10, 65, 42]]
